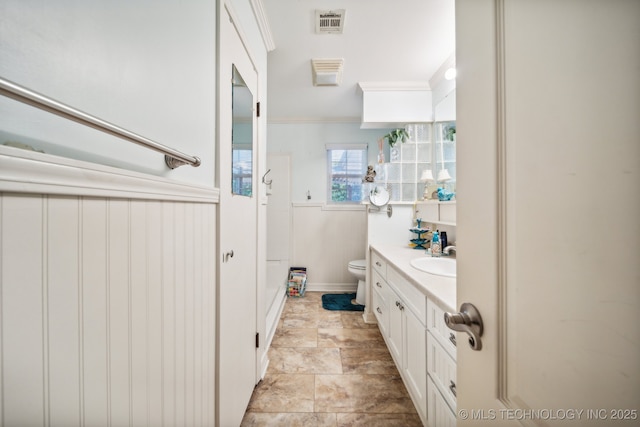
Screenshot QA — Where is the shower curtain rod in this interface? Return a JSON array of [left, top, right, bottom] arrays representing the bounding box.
[[0, 77, 201, 169]]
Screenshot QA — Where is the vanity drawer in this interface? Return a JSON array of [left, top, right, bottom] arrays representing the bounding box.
[[386, 266, 427, 326], [427, 299, 457, 359], [427, 331, 457, 410], [371, 251, 387, 278], [372, 283, 389, 336], [371, 269, 388, 300]]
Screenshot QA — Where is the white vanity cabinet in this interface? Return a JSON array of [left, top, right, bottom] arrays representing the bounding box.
[[371, 250, 428, 424], [369, 246, 457, 427]]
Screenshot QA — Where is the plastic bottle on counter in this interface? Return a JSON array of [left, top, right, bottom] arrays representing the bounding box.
[[431, 230, 442, 257]]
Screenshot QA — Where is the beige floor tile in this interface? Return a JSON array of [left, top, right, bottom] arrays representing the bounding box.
[[271, 328, 317, 348], [247, 374, 315, 413], [268, 347, 342, 374], [314, 374, 416, 413], [336, 412, 423, 427], [282, 311, 343, 329], [244, 290, 421, 425], [317, 328, 386, 348], [340, 348, 398, 375], [283, 299, 322, 315], [241, 412, 337, 427], [339, 312, 377, 329]]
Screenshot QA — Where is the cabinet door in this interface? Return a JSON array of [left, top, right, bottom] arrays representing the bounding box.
[[387, 291, 403, 365], [427, 377, 456, 427], [404, 308, 427, 423]]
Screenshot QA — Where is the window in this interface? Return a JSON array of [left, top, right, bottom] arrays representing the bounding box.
[[326, 144, 367, 203]]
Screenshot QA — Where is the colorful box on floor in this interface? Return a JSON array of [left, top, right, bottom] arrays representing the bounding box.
[[287, 267, 307, 297]]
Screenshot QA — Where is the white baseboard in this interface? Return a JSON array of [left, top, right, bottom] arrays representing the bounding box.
[[305, 282, 358, 293]]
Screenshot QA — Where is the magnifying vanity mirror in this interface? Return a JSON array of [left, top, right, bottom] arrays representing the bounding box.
[[231, 65, 253, 197], [369, 185, 393, 217]]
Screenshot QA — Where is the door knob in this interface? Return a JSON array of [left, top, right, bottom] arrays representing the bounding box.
[[444, 302, 484, 351]]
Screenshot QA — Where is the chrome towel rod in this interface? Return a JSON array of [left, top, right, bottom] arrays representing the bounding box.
[[0, 77, 201, 169]]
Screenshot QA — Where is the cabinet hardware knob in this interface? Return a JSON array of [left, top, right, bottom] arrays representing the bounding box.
[[376, 307, 382, 314], [449, 332, 457, 346], [449, 380, 457, 397], [376, 282, 382, 288], [376, 261, 382, 267]]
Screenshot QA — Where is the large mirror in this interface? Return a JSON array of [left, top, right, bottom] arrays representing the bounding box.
[[232, 65, 253, 196]]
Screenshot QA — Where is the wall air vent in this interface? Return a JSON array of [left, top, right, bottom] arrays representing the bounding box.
[[315, 9, 345, 34]]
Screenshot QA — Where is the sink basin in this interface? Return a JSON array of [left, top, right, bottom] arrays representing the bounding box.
[[410, 257, 456, 278]]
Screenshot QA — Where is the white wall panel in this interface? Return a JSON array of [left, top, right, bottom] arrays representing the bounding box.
[[108, 199, 131, 427], [130, 200, 148, 426], [145, 200, 164, 427], [0, 191, 217, 426], [291, 204, 367, 290], [1, 195, 45, 426], [48, 196, 81, 426], [81, 198, 109, 426]]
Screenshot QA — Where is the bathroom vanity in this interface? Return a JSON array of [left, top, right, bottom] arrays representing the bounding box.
[[370, 244, 457, 426]]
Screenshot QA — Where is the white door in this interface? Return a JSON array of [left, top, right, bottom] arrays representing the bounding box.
[[217, 5, 258, 426], [456, 0, 639, 425]]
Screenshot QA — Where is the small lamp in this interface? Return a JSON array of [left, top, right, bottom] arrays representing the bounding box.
[[437, 169, 452, 182], [420, 169, 434, 200]]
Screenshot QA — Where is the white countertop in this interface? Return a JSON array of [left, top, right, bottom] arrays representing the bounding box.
[[370, 243, 457, 313]]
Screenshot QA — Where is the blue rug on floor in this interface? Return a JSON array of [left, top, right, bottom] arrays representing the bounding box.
[[321, 293, 364, 311]]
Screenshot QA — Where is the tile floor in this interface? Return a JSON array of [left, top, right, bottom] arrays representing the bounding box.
[[241, 292, 423, 427]]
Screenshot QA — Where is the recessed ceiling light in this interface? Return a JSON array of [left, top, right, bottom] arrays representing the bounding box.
[[444, 68, 457, 80]]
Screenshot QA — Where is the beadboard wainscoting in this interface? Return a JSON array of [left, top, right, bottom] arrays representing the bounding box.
[[291, 203, 367, 292], [0, 147, 218, 426]]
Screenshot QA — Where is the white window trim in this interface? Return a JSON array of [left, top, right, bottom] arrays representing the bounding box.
[[326, 143, 368, 204]]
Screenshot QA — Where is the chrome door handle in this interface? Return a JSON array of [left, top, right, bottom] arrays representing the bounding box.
[[444, 302, 484, 351]]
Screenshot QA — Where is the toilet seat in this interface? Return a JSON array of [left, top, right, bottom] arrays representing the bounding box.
[[348, 259, 367, 270]]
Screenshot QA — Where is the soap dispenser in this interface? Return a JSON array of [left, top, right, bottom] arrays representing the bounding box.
[[431, 230, 442, 257]]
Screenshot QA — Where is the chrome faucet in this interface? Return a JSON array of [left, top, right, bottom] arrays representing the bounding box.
[[443, 246, 457, 255]]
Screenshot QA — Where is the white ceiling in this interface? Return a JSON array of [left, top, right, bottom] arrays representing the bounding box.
[[262, 0, 456, 123]]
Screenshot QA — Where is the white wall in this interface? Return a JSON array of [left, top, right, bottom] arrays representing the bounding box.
[[267, 122, 392, 290], [268, 122, 393, 202], [0, 0, 217, 186]]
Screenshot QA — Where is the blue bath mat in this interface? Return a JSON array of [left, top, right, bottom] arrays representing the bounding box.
[[321, 293, 364, 311]]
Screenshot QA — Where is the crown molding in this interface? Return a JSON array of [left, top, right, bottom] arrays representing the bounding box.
[[266, 116, 361, 125], [358, 81, 431, 92], [250, 0, 276, 52]]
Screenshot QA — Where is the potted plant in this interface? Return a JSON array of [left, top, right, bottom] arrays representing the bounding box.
[[444, 124, 456, 141], [383, 128, 410, 147]]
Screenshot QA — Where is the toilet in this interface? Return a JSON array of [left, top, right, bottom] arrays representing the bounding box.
[[348, 259, 367, 305]]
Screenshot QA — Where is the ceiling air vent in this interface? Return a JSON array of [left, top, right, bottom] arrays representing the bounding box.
[[315, 9, 345, 34], [311, 59, 344, 86]]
